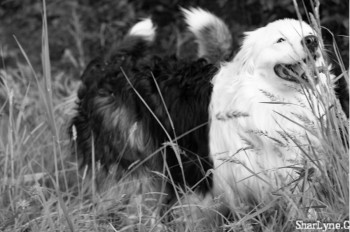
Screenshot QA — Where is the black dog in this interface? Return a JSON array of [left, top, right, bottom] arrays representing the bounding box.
[[70, 9, 232, 200]]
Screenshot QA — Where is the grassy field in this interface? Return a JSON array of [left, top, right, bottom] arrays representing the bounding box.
[[0, 0, 348, 231]]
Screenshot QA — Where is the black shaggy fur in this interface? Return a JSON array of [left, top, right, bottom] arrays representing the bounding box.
[[70, 34, 218, 195]]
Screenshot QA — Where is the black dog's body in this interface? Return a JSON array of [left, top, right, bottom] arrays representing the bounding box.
[[71, 35, 217, 194]]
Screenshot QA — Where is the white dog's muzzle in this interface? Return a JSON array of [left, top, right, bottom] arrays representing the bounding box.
[[274, 35, 324, 84]]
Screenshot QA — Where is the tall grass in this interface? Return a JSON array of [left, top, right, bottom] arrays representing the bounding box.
[[0, 0, 348, 231]]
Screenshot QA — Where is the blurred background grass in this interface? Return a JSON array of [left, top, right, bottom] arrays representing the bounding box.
[[0, 0, 348, 74]]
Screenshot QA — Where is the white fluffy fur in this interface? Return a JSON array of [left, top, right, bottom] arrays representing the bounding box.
[[128, 18, 156, 42], [209, 19, 330, 208], [182, 7, 225, 36], [182, 7, 232, 62]]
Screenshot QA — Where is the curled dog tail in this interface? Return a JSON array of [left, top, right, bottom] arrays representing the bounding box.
[[128, 18, 156, 42], [115, 17, 156, 59], [182, 7, 233, 64]]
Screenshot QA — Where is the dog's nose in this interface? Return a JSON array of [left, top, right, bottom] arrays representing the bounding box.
[[302, 35, 318, 53]]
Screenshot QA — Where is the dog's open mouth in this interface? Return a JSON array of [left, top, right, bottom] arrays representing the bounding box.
[[274, 55, 324, 83]]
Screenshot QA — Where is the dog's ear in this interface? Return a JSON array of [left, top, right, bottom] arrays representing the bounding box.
[[229, 27, 266, 76]]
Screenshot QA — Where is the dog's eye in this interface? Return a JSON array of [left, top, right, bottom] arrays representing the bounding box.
[[276, 38, 285, 43]]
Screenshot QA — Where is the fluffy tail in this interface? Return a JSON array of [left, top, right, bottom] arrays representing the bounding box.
[[128, 18, 156, 42], [182, 7, 232, 63], [110, 17, 156, 59]]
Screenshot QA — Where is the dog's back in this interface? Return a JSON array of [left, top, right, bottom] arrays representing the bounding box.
[[77, 19, 156, 100]]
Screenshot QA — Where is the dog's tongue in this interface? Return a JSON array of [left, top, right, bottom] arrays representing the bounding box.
[[274, 62, 318, 83], [274, 63, 305, 82]]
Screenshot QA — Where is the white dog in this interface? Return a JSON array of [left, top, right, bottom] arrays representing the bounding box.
[[208, 19, 332, 210]]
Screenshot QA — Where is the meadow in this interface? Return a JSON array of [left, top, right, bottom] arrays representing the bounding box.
[[0, 0, 348, 231]]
